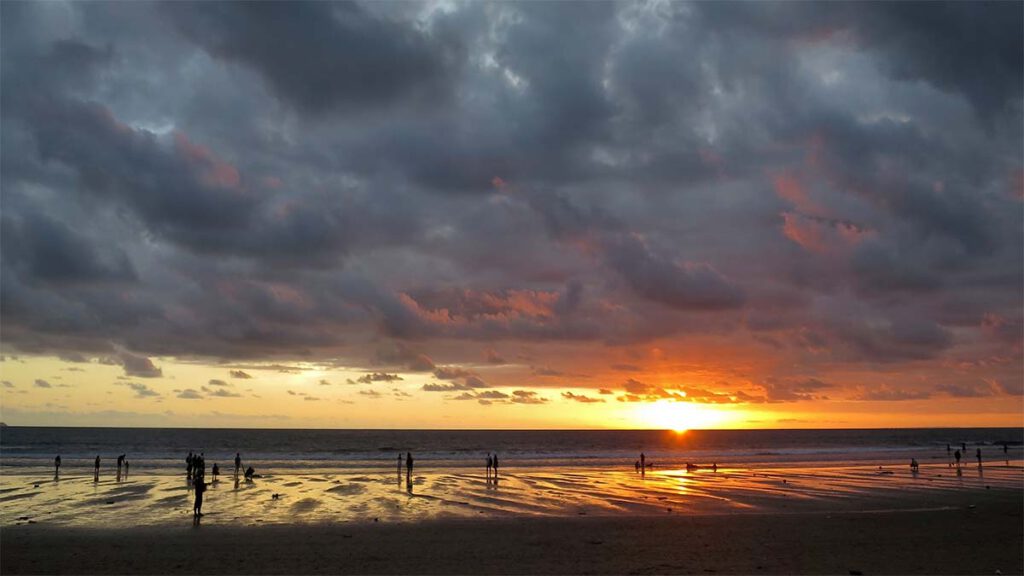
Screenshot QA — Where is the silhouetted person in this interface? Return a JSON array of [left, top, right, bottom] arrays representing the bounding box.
[[910, 458, 919, 473], [712, 462, 718, 472], [486, 453, 492, 480], [245, 466, 255, 481], [954, 449, 961, 469], [1004, 443, 1009, 466], [398, 453, 403, 478], [94, 455, 101, 480], [124, 459, 129, 477], [212, 463, 219, 481], [234, 453, 242, 477], [976, 448, 982, 468], [186, 451, 194, 479], [406, 452, 414, 482], [54, 455, 61, 477], [947, 444, 952, 467], [493, 453, 499, 477], [194, 477, 207, 517], [640, 452, 646, 475]]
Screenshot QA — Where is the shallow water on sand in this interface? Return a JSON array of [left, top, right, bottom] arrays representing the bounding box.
[[2, 459, 1021, 528]]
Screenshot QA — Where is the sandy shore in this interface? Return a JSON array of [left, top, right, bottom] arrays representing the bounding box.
[[3, 489, 1022, 575], [3, 462, 1022, 574]]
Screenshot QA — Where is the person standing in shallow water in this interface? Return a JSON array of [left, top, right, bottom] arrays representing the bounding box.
[[234, 452, 241, 478], [54, 455, 61, 478], [406, 452, 414, 481], [976, 448, 982, 468], [640, 452, 646, 475], [486, 453, 492, 481], [954, 449, 962, 469], [493, 453, 499, 478], [193, 475, 207, 517]]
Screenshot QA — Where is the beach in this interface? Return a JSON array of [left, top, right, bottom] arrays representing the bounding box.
[[3, 491, 1021, 575], [2, 459, 1023, 574]]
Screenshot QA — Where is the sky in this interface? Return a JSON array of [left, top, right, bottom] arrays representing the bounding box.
[[1, 1, 1021, 430]]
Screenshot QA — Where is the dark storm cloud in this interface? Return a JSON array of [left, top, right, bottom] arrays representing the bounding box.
[[164, 1, 460, 115], [0, 1, 1019, 405], [120, 353, 163, 378]]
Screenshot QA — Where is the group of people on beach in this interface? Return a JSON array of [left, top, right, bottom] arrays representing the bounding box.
[[941, 442, 1009, 475], [72, 453, 131, 482]]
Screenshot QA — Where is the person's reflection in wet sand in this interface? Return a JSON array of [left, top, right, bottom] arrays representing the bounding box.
[[406, 475, 413, 494], [234, 475, 240, 491]]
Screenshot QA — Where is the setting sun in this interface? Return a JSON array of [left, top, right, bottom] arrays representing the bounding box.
[[633, 401, 735, 432]]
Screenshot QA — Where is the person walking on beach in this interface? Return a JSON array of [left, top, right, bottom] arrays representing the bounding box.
[[94, 455, 101, 481], [406, 452, 414, 481], [954, 449, 962, 469], [186, 451, 194, 479], [212, 463, 219, 481], [1004, 443, 1009, 466], [961, 442, 966, 454], [234, 453, 242, 477], [193, 476, 207, 517], [54, 455, 61, 477], [640, 452, 646, 475], [492, 453, 499, 478], [486, 453, 492, 480], [398, 453, 403, 479], [976, 448, 982, 468]]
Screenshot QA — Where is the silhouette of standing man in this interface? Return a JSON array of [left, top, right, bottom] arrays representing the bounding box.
[[640, 452, 646, 475], [194, 476, 207, 517], [493, 453, 499, 478], [405, 452, 414, 491], [234, 452, 242, 478], [94, 455, 100, 481], [54, 455, 61, 478]]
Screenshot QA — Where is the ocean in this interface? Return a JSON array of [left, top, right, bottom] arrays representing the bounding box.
[[2, 427, 1021, 475]]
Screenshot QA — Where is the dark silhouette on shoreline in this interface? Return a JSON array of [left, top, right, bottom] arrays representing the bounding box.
[[193, 476, 207, 517], [94, 455, 100, 482], [54, 455, 61, 479]]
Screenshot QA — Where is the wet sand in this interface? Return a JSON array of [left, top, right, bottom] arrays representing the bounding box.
[[3, 492, 1021, 575], [3, 461, 1021, 527], [2, 462, 1022, 574]]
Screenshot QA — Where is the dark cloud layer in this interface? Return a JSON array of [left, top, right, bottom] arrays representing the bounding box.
[[0, 2, 1019, 405]]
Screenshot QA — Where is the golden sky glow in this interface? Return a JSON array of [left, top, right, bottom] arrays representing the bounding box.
[[2, 355, 1020, 429]]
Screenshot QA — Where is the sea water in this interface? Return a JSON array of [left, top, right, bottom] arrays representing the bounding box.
[[2, 427, 1020, 475]]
